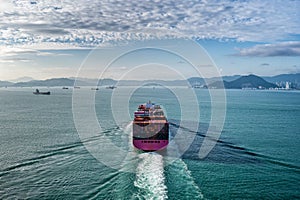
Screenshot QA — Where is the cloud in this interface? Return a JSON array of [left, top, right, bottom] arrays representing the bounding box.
[[0, 47, 73, 64], [236, 41, 300, 57], [0, 48, 38, 56], [0, 57, 32, 63], [0, 0, 13, 11], [0, 0, 299, 48]]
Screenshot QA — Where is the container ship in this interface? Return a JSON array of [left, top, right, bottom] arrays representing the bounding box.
[[133, 101, 169, 151], [33, 89, 50, 95]]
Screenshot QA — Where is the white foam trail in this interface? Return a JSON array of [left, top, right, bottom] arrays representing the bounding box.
[[170, 159, 204, 199], [134, 153, 167, 200], [121, 121, 203, 199], [121, 122, 167, 199], [164, 129, 204, 199], [125, 122, 133, 146], [120, 122, 139, 173]]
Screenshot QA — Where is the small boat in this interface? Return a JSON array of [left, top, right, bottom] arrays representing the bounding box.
[[62, 87, 69, 89], [33, 89, 50, 95], [91, 88, 99, 90], [106, 85, 117, 89], [132, 101, 169, 151]]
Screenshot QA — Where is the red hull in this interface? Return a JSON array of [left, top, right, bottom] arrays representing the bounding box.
[[133, 139, 169, 151]]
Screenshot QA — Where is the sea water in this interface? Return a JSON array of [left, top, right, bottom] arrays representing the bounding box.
[[0, 87, 299, 199]]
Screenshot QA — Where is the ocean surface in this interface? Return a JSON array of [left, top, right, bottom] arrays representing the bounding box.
[[0, 87, 299, 199]]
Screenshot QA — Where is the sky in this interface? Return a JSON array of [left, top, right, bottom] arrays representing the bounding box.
[[0, 0, 299, 81]]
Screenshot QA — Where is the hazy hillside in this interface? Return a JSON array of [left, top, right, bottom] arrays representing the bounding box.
[[13, 78, 75, 87], [263, 73, 300, 84], [9, 76, 35, 83], [1, 73, 299, 88], [208, 75, 278, 89], [228, 75, 277, 89], [0, 81, 14, 87]]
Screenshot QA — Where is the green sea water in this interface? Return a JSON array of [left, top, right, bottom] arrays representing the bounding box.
[[0, 87, 299, 199]]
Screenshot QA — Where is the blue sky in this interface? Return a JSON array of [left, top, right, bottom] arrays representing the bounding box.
[[0, 0, 299, 80]]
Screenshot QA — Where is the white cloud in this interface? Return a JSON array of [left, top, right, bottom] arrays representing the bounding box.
[[236, 41, 300, 57], [0, 57, 31, 63], [0, 48, 38, 56], [0, 0, 14, 11], [0, 0, 299, 48], [0, 47, 73, 65]]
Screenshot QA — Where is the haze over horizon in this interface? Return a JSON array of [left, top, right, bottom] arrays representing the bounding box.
[[0, 0, 300, 81], [4, 72, 300, 84]]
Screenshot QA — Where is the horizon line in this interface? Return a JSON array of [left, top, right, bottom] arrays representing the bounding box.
[[1, 72, 299, 83]]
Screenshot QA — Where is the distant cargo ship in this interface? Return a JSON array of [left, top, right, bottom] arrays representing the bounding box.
[[33, 89, 50, 95], [106, 85, 117, 89], [133, 101, 169, 151]]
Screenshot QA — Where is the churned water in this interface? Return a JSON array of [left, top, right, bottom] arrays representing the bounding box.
[[0, 87, 299, 199]]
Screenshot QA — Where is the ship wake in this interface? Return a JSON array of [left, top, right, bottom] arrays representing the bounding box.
[[121, 121, 205, 199], [133, 153, 167, 200], [121, 122, 168, 199]]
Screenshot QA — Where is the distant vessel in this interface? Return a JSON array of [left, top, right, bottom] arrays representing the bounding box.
[[33, 89, 50, 95], [91, 88, 99, 90], [133, 101, 169, 151], [106, 85, 117, 89], [192, 85, 203, 88], [62, 87, 69, 89]]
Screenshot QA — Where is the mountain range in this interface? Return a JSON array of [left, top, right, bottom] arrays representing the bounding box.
[[190, 73, 299, 89], [0, 73, 299, 89], [9, 76, 35, 83], [208, 75, 278, 89]]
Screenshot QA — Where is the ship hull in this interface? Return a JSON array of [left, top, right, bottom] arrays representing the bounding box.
[[133, 122, 169, 151], [33, 92, 50, 95], [133, 139, 168, 151]]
